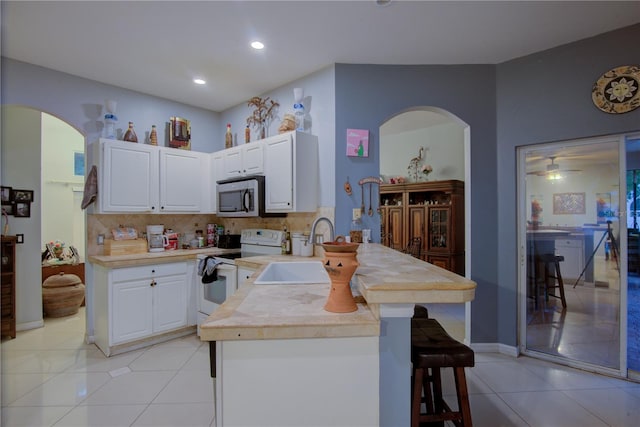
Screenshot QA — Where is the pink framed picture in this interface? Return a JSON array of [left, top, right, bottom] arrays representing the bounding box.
[[346, 129, 369, 157]]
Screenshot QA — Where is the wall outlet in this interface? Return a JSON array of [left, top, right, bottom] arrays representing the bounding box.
[[97, 234, 105, 245], [352, 208, 362, 221]]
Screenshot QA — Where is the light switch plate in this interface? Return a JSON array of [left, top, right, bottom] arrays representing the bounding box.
[[352, 208, 362, 220], [97, 234, 105, 245]]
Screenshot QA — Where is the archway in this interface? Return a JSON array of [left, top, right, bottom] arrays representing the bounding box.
[[379, 106, 472, 342], [1, 105, 86, 331]]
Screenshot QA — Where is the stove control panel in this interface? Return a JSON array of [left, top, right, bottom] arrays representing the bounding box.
[[241, 229, 284, 247]]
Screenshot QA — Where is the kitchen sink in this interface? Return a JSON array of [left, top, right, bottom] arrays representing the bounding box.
[[253, 261, 330, 285]]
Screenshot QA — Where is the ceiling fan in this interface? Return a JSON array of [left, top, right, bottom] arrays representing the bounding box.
[[527, 156, 581, 177]]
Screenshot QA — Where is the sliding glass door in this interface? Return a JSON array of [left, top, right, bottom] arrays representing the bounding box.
[[518, 135, 626, 376]]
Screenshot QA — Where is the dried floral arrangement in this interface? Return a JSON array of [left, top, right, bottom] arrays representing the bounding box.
[[407, 147, 433, 182], [246, 96, 279, 139]]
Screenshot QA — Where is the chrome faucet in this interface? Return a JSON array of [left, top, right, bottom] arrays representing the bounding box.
[[308, 217, 335, 244]]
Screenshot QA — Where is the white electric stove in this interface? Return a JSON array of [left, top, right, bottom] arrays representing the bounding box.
[[240, 228, 285, 257]]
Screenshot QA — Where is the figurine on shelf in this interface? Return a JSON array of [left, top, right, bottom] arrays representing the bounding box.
[[278, 114, 296, 134], [149, 125, 158, 145], [103, 99, 117, 139], [123, 121, 138, 143]]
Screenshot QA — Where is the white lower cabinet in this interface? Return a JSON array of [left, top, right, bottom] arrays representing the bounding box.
[[111, 278, 154, 344], [555, 237, 584, 281], [237, 266, 256, 287], [94, 262, 192, 356]]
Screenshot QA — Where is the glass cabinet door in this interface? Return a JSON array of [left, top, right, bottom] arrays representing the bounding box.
[[428, 206, 450, 251]]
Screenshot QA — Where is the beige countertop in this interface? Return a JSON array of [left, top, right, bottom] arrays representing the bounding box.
[[88, 247, 240, 268], [235, 244, 477, 305], [200, 244, 476, 342], [200, 279, 379, 341]]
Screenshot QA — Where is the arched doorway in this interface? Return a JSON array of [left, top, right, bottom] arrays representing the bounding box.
[[379, 106, 472, 342], [1, 105, 86, 332]]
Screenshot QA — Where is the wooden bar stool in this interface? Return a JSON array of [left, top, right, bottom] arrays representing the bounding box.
[[536, 254, 567, 309], [411, 313, 474, 427]]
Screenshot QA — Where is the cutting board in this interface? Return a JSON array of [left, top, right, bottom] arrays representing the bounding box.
[[104, 239, 148, 256]]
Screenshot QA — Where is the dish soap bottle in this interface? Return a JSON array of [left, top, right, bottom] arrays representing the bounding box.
[[225, 123, 233, 148], [123, 121, 138, 143]]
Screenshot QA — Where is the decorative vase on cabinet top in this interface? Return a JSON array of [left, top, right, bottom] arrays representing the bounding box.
[[123, 121, 138, 143]]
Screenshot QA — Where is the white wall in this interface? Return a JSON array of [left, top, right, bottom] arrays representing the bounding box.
[[527, 163, 619, 227], [1, 106, 44, 329], [380, 121, 464, 182], [42, 113, 85, 257], [220, 66, 336, 207]]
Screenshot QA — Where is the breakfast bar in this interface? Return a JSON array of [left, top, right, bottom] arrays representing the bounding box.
[[200, 243, 476, 427]]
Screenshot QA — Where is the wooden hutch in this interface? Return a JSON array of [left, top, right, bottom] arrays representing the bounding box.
[[380, 180, 465, 275], [2, 235, 17, 339]]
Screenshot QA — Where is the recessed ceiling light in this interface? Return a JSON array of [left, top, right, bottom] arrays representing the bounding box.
[[251, 41, 264, 50], [193, 78, 206, 85]]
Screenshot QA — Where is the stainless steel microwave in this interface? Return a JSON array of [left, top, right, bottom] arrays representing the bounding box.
[[216, 175, 265, 217]]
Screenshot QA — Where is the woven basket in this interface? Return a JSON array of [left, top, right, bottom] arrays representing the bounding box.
[[42, 272, 85, 317]]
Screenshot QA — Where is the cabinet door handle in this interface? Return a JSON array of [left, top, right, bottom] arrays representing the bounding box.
[[150, 280, 156, 287]]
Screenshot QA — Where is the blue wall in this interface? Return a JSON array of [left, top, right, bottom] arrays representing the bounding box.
[[335, 64, 499, 342], [495, 23, 640, 345], [334, 23, 640, 345]]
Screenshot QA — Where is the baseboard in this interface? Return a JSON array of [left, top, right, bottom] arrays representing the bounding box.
[[16, 319, 44, 331], [470, 342, 519, 357]]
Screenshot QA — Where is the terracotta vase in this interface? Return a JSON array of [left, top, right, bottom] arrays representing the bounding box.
[[322, 251, 359, 313]]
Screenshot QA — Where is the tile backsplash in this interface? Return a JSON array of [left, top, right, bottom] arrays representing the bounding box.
[[87, 207, 334, 256]]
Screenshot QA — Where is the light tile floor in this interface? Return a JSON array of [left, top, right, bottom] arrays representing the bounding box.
[[524, 256, 640, 370], [1, 310, 214, 427], [2, 307, 640, 426]]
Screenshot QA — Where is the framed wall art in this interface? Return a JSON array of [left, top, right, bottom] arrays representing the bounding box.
[[2, 204, 14, 216], [14, 202, 30, 218], [12, 189, 33, 202], [346, 129, 369, 157], [1, 186, 12, 203], [553, 192, 586, 215], [596, 192, 613, 223], [169, 116, 191, 150]]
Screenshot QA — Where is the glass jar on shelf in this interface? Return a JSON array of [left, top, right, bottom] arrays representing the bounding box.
[[350, 218, 363, 243]]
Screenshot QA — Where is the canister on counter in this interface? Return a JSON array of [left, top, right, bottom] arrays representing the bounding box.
[[207, 223, 216, 246], [291, 232, 303, 256]]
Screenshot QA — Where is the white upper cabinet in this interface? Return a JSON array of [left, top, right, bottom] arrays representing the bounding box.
[[263, 131, 318, 213], [159, 149, 203, 212], [222, 142, 264, 179], [94, 138, 204, 213], [99, 140, 159, 212]]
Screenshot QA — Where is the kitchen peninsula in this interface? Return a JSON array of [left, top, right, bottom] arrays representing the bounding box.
[[200, 243, 476, 427]]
